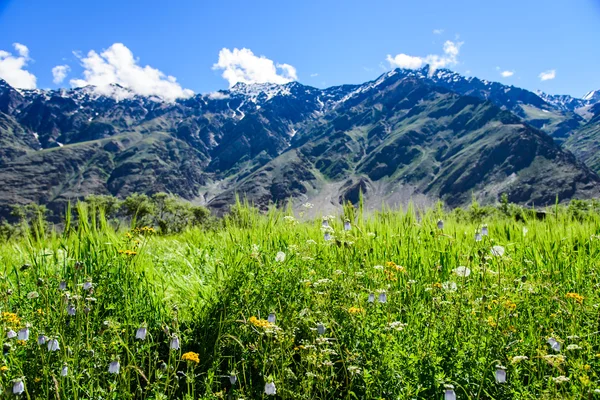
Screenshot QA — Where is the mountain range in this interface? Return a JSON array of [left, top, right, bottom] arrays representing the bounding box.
[[0, 66, 599, 218]]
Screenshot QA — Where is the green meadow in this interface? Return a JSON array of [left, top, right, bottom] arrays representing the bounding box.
[[1, 199, 600, 399]]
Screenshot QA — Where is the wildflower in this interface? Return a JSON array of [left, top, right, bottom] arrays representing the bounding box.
[[229, 374, 237, 385], [543, 354, 566, 366], [565, 292, 584, 304], [136, 326, 147, 340], [453, 266, 471, 277], [322, 218, 329, 227], [511, 355, 528, 364], [437, 220, 444, 230], [302, 203, 313, 209], [347, 365, 362, 375], [37, 335, 47, 345], [495, 365, 507, 383], [67, 304, 76, 316], [378, 292, 387, 303], [503, 300, 517, 311], [0, 366, 7, 372], [348, 307, 363, 314], [83, 281, 93, 291], [27, 291, 39, 299], [548, 337, 561, 352], [59, 281, 67, 291], [388, 321, 408, 331], [170, 335, 180, 350], [306, 239, 316, 245], [17, 328, 29, 341], [12, 378, 24, 395], [317, 323, 326, 335], [481, 225, 489, 236], [552, 376, 569, 384], [566, 344, 581, 351], [344, 221, 351, 231], [442, 281, 457, 292], [182, 351, 200, 364], [265, 381, 276, 396], [491, 246, 505, 257], [444, 384, 456, 400], [324, 232, 331, 241], [61, 364, 68, 377], [108, 360, 120, 374], [368, 293, 375, 303], [248, 316, 273, 329], [374, 265, 384, 270], [275, 252, 286, 263], [475, 232, 482, 242], [7, 330, 16, 339], [268, 313, 276, 324], [47, 338, 60, 352]]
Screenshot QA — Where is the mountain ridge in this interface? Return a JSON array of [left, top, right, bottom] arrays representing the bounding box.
[[0, 67, 599, 218]]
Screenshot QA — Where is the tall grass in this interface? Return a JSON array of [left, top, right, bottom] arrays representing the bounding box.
[[0, 203, 599, 399]]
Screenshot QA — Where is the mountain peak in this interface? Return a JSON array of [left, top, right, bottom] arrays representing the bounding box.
[[583, 89, 600, 102]]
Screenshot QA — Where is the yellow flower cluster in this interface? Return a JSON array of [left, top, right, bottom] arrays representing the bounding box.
[[118, 249, 138, 256], [503, 300, 517, 311], [432, 282, 443, 289], [383, 262, 406, 281], [182, 351, 200, 364], [248, 316, 273, 329], [566, 292, 584, 304], [1, 312, 20, 327], [348, 307, 363, 314], [133, 226, 156, 235]]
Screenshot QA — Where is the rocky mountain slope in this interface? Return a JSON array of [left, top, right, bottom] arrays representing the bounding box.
[[564, 103, 600, 172], [0, 67, 599, 217]]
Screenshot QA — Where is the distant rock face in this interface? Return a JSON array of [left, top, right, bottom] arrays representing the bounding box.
[[0, 68, 599, 218]]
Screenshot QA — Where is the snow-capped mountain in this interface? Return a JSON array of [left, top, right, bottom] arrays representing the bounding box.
[[1, 68, 600, 220], [583, 90, 600, 103]]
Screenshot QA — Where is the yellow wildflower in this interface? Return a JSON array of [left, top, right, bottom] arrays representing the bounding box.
[[182, 352, 200, 364], [579, 375, 591, 386], [503, 300, 517, 311], [348, 307, 363, 314], [0, 366, 8, 372], [432, 282, 442, 289], [1, 312, 20, 327], [486, 316, 497, 327], [248, 316, 273, 329], [565, 292, 584, 304]]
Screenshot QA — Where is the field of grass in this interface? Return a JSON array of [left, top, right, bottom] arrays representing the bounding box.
[[1, 202, 600, 399]]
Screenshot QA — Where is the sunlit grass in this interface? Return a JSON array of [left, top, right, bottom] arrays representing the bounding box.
[[0, 202, 599, 399]]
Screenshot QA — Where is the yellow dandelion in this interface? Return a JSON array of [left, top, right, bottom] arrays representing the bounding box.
[[348, 307, 363, 314], [0, 366, 8, 372]]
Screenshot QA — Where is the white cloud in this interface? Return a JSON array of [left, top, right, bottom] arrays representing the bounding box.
[[207, 91, 230, 100], [310, 73, 319, 77], [70, 43, 193, 101], [539, 69, 556, 81], [0, 43, 37, 89], [386, 53, 424, 69], [386, 40, 463, 73], [52, 65, 70, 84], [500, 70, 514, 78], [433, 29, 444, 35], [212, 48, 297, 87]]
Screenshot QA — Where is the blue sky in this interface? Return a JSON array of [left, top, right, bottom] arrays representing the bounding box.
[[0, 0, 599, 98]]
